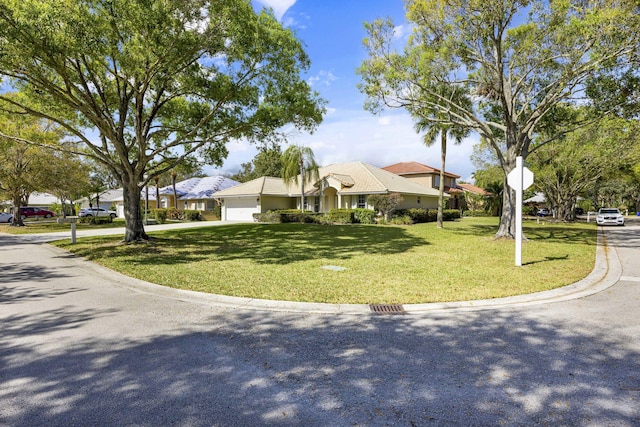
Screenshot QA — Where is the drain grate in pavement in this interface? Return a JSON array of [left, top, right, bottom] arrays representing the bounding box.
[[369, 304, 406, 315]]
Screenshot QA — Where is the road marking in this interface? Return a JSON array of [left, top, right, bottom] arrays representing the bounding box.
[[620, 276, 640, 282]]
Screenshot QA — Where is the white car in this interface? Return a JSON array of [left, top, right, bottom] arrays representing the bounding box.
[[0, 212, 13, 223], [79, 208, 117, 219], [596, 208, 624, 226]]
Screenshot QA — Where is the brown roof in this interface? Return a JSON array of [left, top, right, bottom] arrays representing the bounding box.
[[457, 183, 489, 195], [382, 161, 461, 179]]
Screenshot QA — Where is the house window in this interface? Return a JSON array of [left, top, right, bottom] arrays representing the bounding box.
[[433, 175, 440, 188], [314, 196, 320, 212], [451, 178, 456, 187], [357, 195, 366, 209], [417, 197, 421, 204]]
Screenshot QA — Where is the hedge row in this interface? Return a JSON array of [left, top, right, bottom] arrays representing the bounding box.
[[253, 208, 460, 225], [150, 209, 202, 224]]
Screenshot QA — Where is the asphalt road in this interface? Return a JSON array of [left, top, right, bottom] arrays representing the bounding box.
[[1, 223, 639, 426]]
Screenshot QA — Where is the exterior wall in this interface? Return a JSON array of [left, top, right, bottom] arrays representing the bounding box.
[[260, 196, 295, 212], [397, 195, 439, 210], [401, 174, 433, 188]]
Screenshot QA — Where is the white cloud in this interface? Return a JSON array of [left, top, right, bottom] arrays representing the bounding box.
[[393, 24, 413, 40], [254, 0, 297, 21], [308, 70, 337, 87], [210, 109, 478, 181]]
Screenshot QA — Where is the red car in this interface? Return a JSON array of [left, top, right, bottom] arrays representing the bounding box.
[[19, 206, 56, 219]]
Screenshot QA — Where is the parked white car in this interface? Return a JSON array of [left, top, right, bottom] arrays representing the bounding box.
[[0, 212, 13, 223], [596, 208, 624, 226], [79, 208, 117, 220]]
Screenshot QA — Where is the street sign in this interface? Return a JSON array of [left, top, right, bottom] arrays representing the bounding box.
[[508, 157, 534, 267], [507, 166, 534, 191]]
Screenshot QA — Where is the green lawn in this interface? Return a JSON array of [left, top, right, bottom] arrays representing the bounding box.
[[52, 217, 598, 304]]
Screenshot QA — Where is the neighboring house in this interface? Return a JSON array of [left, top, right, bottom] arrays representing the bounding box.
[[457, 183, 490, 211], [159, 176, 239, 211], [76, 188, 159, 218], [1, 192, 65, 213], [382, 161, 464, 209], [214, 161, 443, 221]]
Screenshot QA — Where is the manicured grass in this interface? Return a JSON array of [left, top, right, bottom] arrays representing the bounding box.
[[51, 217, 598, 304]]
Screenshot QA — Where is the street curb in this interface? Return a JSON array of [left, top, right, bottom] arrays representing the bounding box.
[[38, 227, 621, 315]]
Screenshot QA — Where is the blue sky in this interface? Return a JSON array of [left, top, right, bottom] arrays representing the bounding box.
[[212, 0, 479, 181]]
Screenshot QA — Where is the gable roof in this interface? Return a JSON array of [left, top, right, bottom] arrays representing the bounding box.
[[213, 176, 290, 198], [382, 161, 461, 179], [457, 183, 489, 196], [159, 176, 239, 200], [214, 162, 442, 198]]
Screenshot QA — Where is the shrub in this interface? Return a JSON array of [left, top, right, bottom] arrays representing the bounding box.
[[404, 208, 433, 223], [326, 209, 354, 224], [255, 210, 322, 223], [390, 215, 413, 225], [369, 193, 403, 220], [185, 210, 202, 221], [167, 208, 184, 220], [353, 208, 376, 224], [442, 209, 461, 221], [152, 209, 168, 224]]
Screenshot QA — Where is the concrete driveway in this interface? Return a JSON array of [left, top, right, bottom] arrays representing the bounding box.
[[1, 222, 639, 426]]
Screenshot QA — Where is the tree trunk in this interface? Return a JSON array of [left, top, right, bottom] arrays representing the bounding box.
[[494, 153, 517, 239], [437, 132, 446, 228], [122, 179, 148, 242], [299, 157, 305, 212], [10, 193, 24, 226]]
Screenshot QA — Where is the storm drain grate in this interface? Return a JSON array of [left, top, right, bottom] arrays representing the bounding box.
[[369, 304, 406, 315]]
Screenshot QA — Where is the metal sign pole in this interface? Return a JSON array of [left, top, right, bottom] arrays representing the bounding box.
[[515, 157, 523, 266]]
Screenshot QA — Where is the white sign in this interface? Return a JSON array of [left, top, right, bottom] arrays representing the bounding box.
[[508, 157, 534, 266], [507, 165, 534, 191]]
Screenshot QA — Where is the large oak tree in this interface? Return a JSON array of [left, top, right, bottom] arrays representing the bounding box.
[[359, 0, 640, 238], [0, 0, 325, 241]]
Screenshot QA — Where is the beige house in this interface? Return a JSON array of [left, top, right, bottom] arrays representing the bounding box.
[[214, 162, 443, 221], [382, 161, 464, 209]]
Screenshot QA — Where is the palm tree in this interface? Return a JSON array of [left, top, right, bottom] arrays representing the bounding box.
[[281, 145, 320, 212], [415, 118, 470, 228]]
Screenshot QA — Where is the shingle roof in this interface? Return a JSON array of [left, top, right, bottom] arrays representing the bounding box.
[[213, 176, 290, 198], [457, 183, 489, 195], [213, 162, 442, 198], [159, 176, 239, 200], [382, 161, 461, 179]]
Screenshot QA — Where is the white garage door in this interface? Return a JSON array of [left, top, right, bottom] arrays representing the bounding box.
[[224, 198, 259, 221]]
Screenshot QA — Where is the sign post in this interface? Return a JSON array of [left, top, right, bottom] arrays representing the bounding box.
[[57, 216, 79, 244], [507, 157, 534, 266]]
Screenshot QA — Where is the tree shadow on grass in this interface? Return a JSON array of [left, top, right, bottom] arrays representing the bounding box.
[[2, 306, 639, 426], [68, 223, 431, 266]]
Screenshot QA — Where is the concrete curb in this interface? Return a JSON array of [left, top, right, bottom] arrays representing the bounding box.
[[38, 227, 620, 315]]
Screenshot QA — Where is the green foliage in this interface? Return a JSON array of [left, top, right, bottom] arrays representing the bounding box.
[[359, 0, 640, 238], [0, 0, 325, 241], [353, 208, 376, 224], [166, 209, 200, 221], [368, 193, 403, 220], [152, 209, 168, 224], [231, 144, 283, 182], [389, 215, 413, 225], [326, 209, 355, 224]]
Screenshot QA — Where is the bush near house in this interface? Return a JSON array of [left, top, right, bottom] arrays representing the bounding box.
[[166, 209, 202, 221], [395, 208, 461, 223], [151, 209, 168, 224]]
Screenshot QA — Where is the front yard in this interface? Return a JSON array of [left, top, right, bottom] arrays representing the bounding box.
[[50, 217, 598, 304]]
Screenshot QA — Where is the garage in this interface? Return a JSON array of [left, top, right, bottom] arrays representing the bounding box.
[[222, 197, 259, 221]]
